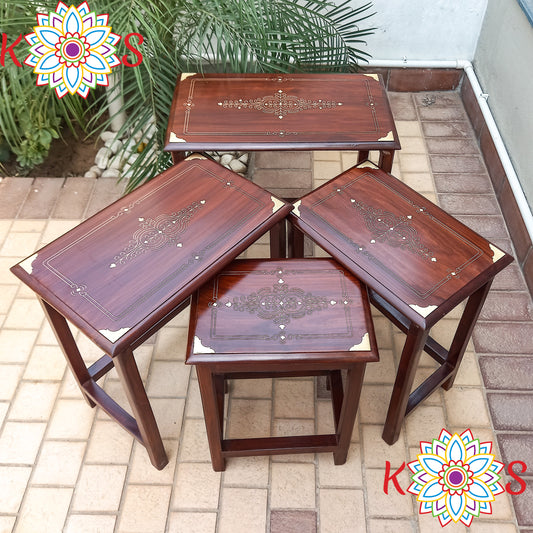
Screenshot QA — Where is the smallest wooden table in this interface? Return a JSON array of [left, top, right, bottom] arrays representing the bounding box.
[[290, 162, 514, 445], [10, 155, 291, 470], [186, 258, 379, 471]]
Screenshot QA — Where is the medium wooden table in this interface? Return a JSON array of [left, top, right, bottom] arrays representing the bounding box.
[[290, 162, 514, 445], [186, 258, 379, 471], [11, 155, 291, 469], [165, 73, 400, 257]]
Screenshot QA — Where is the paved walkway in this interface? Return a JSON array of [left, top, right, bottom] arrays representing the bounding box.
[[0, 91, 532, 532]]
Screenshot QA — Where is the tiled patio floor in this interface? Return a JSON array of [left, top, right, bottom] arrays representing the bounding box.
[[1, 90, 532, 532]]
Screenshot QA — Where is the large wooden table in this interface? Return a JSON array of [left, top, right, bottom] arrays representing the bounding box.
[[165, 73, 399, 169]]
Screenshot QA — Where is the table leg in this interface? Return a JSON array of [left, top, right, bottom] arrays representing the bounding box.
[[333, 365, 366, 465], [441, 281, 492, 390], [197, 366, 226, 471], [113, 348, 168, 470], [269, 220, 287, 259], [357, 150, 370, 166], [39, 299, 95, 408], [378, 150, 394, 173], [171, 151, 186, 165], [382, 324, 430, 445]]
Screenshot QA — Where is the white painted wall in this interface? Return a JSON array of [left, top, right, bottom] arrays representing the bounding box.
[[345, 0, 488, 61], [474, 0, 533, 210]]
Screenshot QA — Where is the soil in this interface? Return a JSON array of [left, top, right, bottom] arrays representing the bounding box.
[[1, 126, 102, 178]]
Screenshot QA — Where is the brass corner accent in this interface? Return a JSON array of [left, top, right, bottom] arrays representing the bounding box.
[[194, 335, 215, 354], [169, 132, 186, 143], [271, 196, 285, 214], [349, 332, 370, 351], [20, 253, 38, 274], [378, 130, 394, 142], [180, 73, 196, 80], [292, 200, 302, 217], [489, 244, 505, 263], [99, 327, 131, 342], [363, 73, 379, 81], [186, 153, 207, 160], [356, 160, 379, 169], [409, 304, 437, 318]]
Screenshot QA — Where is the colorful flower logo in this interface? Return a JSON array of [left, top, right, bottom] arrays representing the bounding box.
[[407, 429, 505, 527], [24, 1, 121, 98]]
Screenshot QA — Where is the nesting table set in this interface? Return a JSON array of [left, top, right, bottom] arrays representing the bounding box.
[[11, 73, 513, 471]]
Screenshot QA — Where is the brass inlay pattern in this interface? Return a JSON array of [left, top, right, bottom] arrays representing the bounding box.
[[169, 132, 186, 143], [193, 336, 215, 354], [490, 244, 505, 263], [221, 282, 330, 328], [409, 304, 437, 318], [217, 90, 343, 119], [292, 200, 302, 217], [350, 197, 435, 262], [111, 200, 206, 267], [99, 327, 131, 342], [20, 253, 38, 274], [349, 332, 370, 351], [271, 196, 285, 213], [378, 130, 394, 142]]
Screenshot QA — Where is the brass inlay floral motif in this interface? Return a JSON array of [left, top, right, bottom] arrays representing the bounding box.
[[217, 282, 330, 327], [111, 200, 206, 267], [350, 197, 435, 262], [217, 90, 343, 119]]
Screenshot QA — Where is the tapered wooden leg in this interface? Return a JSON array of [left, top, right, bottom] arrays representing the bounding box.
[[442, 281, 492, 390], [333, 365, 366, 464], [39, 299, 95, 407], [197, 366, 226, 471], [113, 348, 168, 470], [378, 150, 394, 173], [382, 324, 430, 445]]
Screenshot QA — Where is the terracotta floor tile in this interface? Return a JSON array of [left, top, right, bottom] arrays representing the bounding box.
[[433, 172, 493, 193], [479, 292, 533, 321], [487, 392, 533, 431], [480, 356, 533, 391], [473, 322, 533, 354], [270, 510, 317, 533]]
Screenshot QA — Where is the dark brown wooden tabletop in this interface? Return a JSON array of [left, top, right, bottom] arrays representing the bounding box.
[[11, 156, 291, 356], [290, 165, 513, 328], [187, 258, 378, 364], [165, 73, 400, 153]]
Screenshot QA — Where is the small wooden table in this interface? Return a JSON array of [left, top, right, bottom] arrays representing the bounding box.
[[165, 72, 400, 257], [10, 155, 291, 470], [290, 162, 514, 445], [186, 258, 379, 471]]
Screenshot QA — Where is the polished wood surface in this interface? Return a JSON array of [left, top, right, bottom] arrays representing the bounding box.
[[290, 164, 513, 328], [186, 258, 378, 471], [10, 156, 292, 470], [11, 156, 291, 357], [188, 258, 378, 362], [289, 163, 514, 445], [165, 73, 400, 154]]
